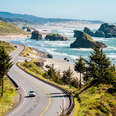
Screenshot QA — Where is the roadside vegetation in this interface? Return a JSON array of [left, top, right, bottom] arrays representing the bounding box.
[[0, 20, 27, 35], [0, 41, 16, 53], [74, 47, 116, 116], [20, 46, 38, 58], [18, 46, 116, 116], [0, 41, 18, 116], [0, 76, 18, 116]]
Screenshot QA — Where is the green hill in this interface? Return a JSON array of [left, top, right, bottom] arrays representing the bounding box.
[[0, 20, 27, 35], [0, 41, 16, 53], [78, 84, 116, 116]]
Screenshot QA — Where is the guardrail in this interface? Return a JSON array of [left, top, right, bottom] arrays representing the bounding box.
[[5, 74, 24, 116], [17, 63, 74, 115], [7, 74, 19, 88], [15, 43, 74, 115]]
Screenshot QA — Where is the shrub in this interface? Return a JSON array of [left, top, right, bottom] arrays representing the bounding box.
[[71, 78, 79, 88]]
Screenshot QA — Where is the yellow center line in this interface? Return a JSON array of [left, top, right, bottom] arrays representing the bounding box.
[[39, 87, 51, 116], [17, 69, 52, 116]]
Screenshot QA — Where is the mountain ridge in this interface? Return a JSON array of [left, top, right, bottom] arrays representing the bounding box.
[[0, 11, 104, 24]]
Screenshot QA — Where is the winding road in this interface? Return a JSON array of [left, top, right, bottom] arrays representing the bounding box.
[[6, 44, 70, 116]]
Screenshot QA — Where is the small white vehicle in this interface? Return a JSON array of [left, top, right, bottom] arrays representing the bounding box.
[[28, 91, 36, 97]]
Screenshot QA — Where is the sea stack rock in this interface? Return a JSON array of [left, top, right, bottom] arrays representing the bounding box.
[[70, 30, 107, 48], [31, 31, 42, 40], [22, 26, 31, 32], [84, 27, 95, 36], [45, 33, 68, 41], [95, 23, 116, 38]]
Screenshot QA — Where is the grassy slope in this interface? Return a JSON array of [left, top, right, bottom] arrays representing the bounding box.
[[20, 46, 39, 57], [0, 20, 27, 35], [0, 41, 16, 53], [78, 84, 116, 116], [0, 77, 18, 116], [0, 41, 18, 116]]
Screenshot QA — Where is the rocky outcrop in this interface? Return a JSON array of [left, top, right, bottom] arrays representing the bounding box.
[[22, 26, 31, 32], [47, 54, 53, 58], [31, 31, 42, 40], [95, 23, 116, 38], [84, 23, 116, 38], [84, 27, 95, 36], [70, 30, 107, 48], [45, 33, 68, 41]]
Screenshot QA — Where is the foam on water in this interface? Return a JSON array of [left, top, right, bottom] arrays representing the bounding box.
[[9, 30, 116, 64]]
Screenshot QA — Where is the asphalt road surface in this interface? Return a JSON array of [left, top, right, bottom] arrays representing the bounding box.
[[7, 44, 70, 116]]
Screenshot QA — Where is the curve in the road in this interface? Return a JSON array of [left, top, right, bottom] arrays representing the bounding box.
[[6, 44, 71, 116]]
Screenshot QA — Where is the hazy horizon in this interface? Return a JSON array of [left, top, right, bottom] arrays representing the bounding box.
[[0, 0, 116, 23]]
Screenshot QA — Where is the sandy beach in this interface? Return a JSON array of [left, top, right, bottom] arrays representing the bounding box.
[[0, 34, 30, 42], [0, 35, 79, 80], [42, 57, 79, 79]]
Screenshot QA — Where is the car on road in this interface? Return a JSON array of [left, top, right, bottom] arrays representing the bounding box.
[[28, 91, 36, 97]]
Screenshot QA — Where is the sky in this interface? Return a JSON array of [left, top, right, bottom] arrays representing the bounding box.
[[0, 0, 116, 22]]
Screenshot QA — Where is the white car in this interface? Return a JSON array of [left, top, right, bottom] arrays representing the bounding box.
[[28, 91, 36, 97]]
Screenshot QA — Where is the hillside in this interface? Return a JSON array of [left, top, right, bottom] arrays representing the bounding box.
[[0, 20, 27, 35], [0, 12, 104, 24], [0, 41, 16, 53], [78, 84, 116, 116]]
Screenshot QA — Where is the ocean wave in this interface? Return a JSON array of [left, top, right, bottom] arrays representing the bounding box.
[[71, 48, 92, 51], [93, 37, 108, 41], [107, 54, 116, 59], [42, 41, 71, 47], [44, 48, 87, 61], [9, 36, 116, 64], [104, 46, 116, 51]]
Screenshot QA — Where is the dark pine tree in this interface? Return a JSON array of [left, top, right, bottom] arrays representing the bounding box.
[[0, 46, 12, 96], [88, 47, 114, 85], [62, 67, 73, 85]]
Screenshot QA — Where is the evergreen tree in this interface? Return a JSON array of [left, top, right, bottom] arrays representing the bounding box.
[[62, 67, 73, 85], [75, 56, 86, 88], [88, 47, 114, 84], [47, 64, 61, 82], [0, 46, 12, 96]]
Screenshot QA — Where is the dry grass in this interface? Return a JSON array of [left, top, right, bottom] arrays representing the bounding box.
[[0, 20, 27, 35]]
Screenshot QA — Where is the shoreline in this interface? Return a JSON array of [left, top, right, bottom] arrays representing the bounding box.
[[0, 34, 30, 41], [0, 35, 79, 79], [26, 47, 80, 79], [43, 57, 79, 78]]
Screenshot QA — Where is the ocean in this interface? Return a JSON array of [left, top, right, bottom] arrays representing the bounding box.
[[10, 36, 116, 64]]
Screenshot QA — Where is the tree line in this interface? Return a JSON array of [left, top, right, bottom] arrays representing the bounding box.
[[0, 45, 116, 97], [47, 46, 116, 90]]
